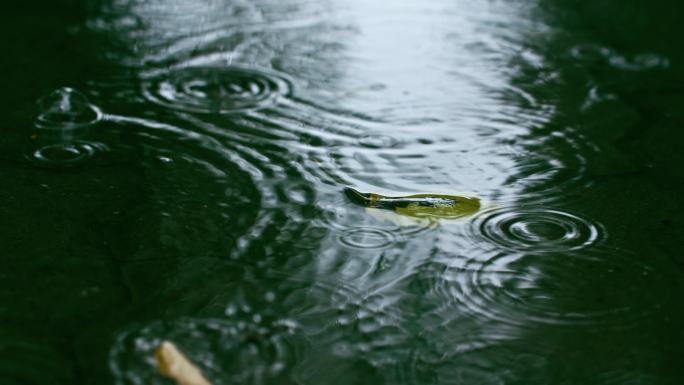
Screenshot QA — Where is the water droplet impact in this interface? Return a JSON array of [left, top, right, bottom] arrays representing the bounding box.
[[339, 227, 396, 250], [35, 87, 102, 129], [470, 207, 604, 252], [27, 141, 108, 166], [142, 66, 291, 113]]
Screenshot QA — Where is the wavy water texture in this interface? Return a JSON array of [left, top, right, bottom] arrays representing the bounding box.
[[110, 317, 303, 385], [141, 66, 291, 113], [3, 0, 681, 384], [468, 206, 605, 252], [80, 1, 649, 383]]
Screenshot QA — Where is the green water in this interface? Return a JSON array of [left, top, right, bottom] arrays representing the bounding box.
[[1, 0, 683, 384]]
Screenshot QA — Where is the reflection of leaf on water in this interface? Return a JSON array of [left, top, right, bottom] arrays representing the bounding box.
[[155, 341, 212, 385]]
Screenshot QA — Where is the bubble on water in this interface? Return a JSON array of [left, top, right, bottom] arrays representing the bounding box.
[[141, 65, 291, 114]]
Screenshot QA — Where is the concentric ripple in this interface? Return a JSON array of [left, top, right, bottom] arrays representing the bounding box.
[[505, 129, 597, 204], [27, 140, 109, 166], [470, 207, 605, 252], [447, 249, 660, 328], [124, 117, 264, 258], [338, 227, 396, 250], [110, 317, 303, 385], [141, 66, 291, 114]]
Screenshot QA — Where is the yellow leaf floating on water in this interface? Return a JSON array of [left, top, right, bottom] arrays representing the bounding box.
[[344, 187, 481, 226], [155, 341, 212, 385]]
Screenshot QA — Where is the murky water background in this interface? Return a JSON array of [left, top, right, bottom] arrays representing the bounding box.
[[2, 0, 683, 384]]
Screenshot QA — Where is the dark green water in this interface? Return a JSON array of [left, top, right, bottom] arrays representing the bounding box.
[[2, 0, 683, 384]]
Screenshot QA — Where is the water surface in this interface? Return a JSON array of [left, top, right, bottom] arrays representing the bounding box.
[[1, 0, 683, 384]]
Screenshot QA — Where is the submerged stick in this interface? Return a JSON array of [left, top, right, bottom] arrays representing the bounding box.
[[155, 341, 212, 385]]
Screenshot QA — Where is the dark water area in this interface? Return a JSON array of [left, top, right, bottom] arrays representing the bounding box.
[[1, 0, 683, 384]]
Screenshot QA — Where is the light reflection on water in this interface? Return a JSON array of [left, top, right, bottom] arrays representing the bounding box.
[[3, 0, 682, 384]]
